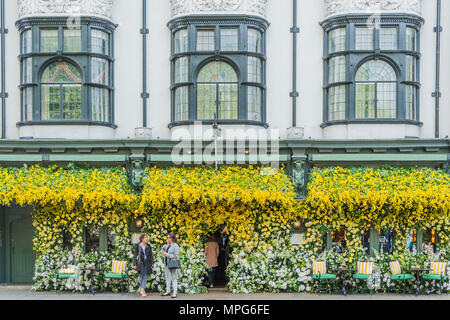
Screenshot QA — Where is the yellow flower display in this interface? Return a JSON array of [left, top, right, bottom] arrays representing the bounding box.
[[138, 166, 298, 250], [298, 167, 450, 265], [0, 165, 137, 255]]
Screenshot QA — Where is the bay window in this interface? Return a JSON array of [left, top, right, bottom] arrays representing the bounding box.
[[322, 15, 423, 127], [17, 17, 116, 126], [169, 16, 268, 127]]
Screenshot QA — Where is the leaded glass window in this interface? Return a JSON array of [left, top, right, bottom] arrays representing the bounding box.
[[64, 29, 82, 52], [41, 61, 82, 120], [174, 86, 189, 121], [329, 56, 346, 83], [221, 28, 239, 51], [406, 55, 416, 82], [197, 61, 238, 120], [23, 58, 33, 84], [379, 27, 397, 50], [170, 18, 267, 124], [174, 57, 189, 83], [197, 29, 215, 51], [355, 27, 373, 50], [406, 85, 417, 120], [22, 29, 32, 54], [174, 29, 188, 54], [406, 27, 417, 51], [91, 58, 109, 85], [91, 29, 110, 55], [323, 17, 422, 124], [329, 28, 346, 53], [40, 29, 59, 52], [328, 85, 346, 121], [18, 18, 115, 124], [248, 57, 262, 83], [91, 87, 109, 122], [248, 29, 262, 53], [247, 86, 262, 121], [22, 87, 33, 121], [355, 60, 397, 119]]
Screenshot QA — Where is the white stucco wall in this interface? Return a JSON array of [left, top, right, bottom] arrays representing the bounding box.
[[1, 0, 448, 140]]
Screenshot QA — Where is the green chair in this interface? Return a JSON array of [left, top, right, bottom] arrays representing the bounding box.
[[352, 261, 375, 294], [56, 267, 77, 293], [422, 262, 448, 295], [312, 261, 338, 293], [104, 260, 129, 293], [389, 261, 414, 293]]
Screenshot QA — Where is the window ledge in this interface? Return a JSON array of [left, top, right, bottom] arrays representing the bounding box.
[[17, 121, 118, 129], [321, 120, 424, 129], [168, 120, 269, 129]]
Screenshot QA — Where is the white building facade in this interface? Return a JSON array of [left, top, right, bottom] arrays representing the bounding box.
[[0, 0, 446, 141], [0, 0, 446, 172], [0, 0, 449, 285]]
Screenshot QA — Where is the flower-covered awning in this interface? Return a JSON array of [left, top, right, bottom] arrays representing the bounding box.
[[301, 167, 450, 229], [139, 166, 296, 210], [0, 165, 136, 211], [138, 166, 297, 247]]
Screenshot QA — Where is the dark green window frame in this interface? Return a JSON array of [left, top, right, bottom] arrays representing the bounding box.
[[321, 15, 424, 129], [16, 17, 117, 128], [168, 15, 269, 128]]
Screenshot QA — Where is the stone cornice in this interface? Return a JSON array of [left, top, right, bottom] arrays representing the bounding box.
[[323, 0, 423, 18], [17, 0, 114, 20], [170, 0, 267, 19]]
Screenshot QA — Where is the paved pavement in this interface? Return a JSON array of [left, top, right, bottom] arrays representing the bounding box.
[[0, 286, 448, 300]]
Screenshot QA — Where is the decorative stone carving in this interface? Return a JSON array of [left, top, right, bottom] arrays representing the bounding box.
[[291, 159, 308, 198], [17, 0, 114, 20], [170, 0, 267, 18], [130, 159, 145, 192], [323, 0, 422, 17]]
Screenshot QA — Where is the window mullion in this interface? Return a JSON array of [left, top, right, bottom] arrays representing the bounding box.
[[60, 84, 64, 120]]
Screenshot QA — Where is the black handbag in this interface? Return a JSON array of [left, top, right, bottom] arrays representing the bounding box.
[[167, 259, 181, 270], [165, 245, 181, 270], [136, 245, 142, 271]]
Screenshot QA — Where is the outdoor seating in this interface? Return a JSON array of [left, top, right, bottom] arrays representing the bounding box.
[[312, 261, 338, 293], [388, 261, 414, 293], [352, 261, 375, 294], [104, 260, 128, 293], [56, 267, 77, 293], [422, 262, 448, 295]]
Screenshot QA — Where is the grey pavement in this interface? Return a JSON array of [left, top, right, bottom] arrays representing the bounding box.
[[0, 285, 448, 300]]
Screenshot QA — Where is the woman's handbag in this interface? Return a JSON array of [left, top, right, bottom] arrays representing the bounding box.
[[136, 245, 142, 271], [165, 245, 181, 270], [167, 259, 181, 270]]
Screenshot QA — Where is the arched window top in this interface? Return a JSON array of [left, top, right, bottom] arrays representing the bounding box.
[[197, 61, 237, 83], [41, 61, 81, 83], [355, 59, 396, 82]]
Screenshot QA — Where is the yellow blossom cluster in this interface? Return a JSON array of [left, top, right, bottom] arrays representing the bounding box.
[[298, 167, 450, 265], [138, 166, 297, 249], [0, 166, 137, 255]]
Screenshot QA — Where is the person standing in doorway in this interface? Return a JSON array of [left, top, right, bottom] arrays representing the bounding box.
[[217, 225, 231, 285], [161, 232, 181, 298], [133, 234, 154, 297], [204, 233, 219, 288]]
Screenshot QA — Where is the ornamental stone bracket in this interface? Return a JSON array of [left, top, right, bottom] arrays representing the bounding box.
[[17, 0, 114, 20], [323, 0, 423, 18], [128, 151, 146, 193], [170, 0, 267, 18], [290, 157, 309, 199]]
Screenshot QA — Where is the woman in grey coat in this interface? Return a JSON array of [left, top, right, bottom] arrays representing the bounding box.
[[161, 232, 181, 298]]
